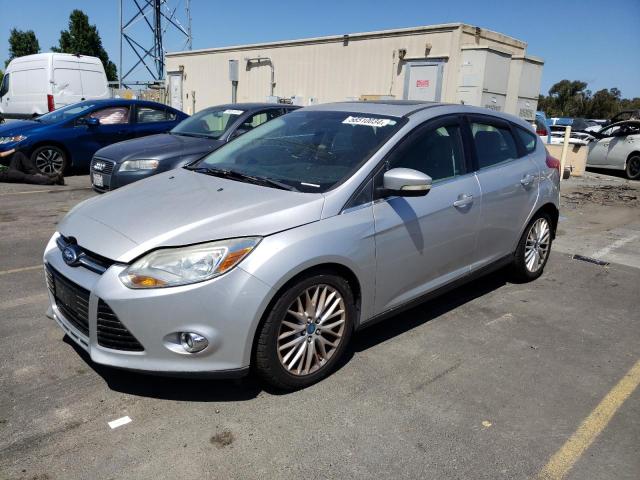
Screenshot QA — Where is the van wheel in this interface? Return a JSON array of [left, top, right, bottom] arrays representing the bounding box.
[[254, 273, 355, 390], [512, 212, 553, 281], [31, 146, 67, 175], [626, 155, 640, 180]]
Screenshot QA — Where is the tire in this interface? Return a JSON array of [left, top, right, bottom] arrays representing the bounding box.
[[31, 145, 67, 175], [254, 273, 356, 390], [625, 155, 640, 180], [511, 212, 553, 282]]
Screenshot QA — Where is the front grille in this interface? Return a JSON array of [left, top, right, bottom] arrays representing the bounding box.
[[57, 235, 115, 274], [91, 157, 115, 175], [47, 265, 90, 336], [97, 300, 144, 352]]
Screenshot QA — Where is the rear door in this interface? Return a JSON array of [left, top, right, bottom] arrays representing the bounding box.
[[133, 104, 178, 137], [373, 115, 482, 313], [467, 115, 540, 269], [52, 56, 83, 108], [78, 59, 109, 100]]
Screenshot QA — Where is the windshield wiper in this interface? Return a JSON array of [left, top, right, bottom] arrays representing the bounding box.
[[186, 167, 299, 192]]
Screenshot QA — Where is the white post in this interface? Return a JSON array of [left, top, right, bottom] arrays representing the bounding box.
[[560, 126, 572, 181]]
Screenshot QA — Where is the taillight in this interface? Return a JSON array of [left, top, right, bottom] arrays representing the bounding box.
[[47, 94, 55, 112], [545, 150, 560, 172], [536, 128, 548, 136]]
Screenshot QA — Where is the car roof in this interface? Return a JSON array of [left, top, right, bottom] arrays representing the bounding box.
[[80, 98, 174, 108], [605, 120, 640, 128], [199, 102, 301, 112]]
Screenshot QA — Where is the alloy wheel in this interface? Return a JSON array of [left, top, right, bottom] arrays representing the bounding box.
[[628, 156, 640, 179], [524, 218, 551, 273], [277, 284, 346, 376], [35, 148, 64, 174]]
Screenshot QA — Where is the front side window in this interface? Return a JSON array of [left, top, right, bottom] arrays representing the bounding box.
[[194, 110, 405, 193], [471, 122, 519, 169], [137, 106, 173, 123], [390, 124, 465, 182], [171, 107, 244, 139], [0, 73, 10, 97], [88, 107, 130, 125]]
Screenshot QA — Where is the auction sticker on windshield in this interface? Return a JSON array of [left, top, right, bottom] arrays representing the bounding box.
[[223, 109, 244, 115], [342, 116, 396, 127]]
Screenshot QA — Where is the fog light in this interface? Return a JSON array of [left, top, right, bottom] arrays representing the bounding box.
[[180, 332, 208, 353]]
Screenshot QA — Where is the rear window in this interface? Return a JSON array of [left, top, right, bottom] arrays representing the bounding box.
[[516, 126, 537, 153], [471, 122, 519, 169]]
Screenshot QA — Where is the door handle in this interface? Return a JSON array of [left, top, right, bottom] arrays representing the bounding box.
[[453, 193, 474, 208], [520, 174, 535, 187]]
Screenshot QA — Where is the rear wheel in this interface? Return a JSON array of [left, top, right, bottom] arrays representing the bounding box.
[[31, 145, 67, 175], [626, 155, 640, 180], [512, 212, 553, 281], [254, 273, 355, 390]]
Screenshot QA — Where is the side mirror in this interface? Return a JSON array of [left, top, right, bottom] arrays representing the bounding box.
[[231, 127, 249, 139], [379, 168, 432, 197], [79, 117, 100, 127]]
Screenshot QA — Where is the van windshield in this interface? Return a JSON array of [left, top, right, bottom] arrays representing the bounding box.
[[193, 110, 405, 193], [171, 107, 244, 139], [36, 102, 97, 123]]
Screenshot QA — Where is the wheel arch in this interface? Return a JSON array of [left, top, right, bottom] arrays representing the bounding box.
[[29, 141, 72, 170], [249, 261, 362, 367], [536, 202, 560, 238]]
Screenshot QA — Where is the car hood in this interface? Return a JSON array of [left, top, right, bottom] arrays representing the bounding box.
[[0, 120, 47, 136], [94, 133, 223, 163], [58, 168, 325, 263]]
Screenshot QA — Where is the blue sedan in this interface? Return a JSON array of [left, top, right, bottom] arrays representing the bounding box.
[[0, 99, 187, 174]]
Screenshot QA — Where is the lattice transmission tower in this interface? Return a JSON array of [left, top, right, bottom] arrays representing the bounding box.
[[119, 0, 192, 87]]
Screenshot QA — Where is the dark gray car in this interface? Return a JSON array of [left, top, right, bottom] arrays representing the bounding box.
[[90, 103, 299, 192]]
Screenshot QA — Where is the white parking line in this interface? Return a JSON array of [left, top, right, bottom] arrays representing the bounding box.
[[108, 416, 132, 429], [592, 234, 639, 260], [0, 265, 42, 276]]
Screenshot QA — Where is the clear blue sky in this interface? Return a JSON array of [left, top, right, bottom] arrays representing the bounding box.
[[1, 0, 639, 97]]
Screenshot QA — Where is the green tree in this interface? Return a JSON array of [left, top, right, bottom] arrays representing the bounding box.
[[586, 88, 622, 119], [6, 28, 40, 67], [52, 9, 117, 81]]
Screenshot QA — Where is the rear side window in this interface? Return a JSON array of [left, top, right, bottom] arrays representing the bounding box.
[[240, 109, 282, 130], [515, 126, 537, 153], [137, 106, 175, 123], [471, 122, 519, 169], [391, 124, 466, 182]]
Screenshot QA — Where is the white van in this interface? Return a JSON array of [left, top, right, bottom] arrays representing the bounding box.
[[0, 53, 109, 120]]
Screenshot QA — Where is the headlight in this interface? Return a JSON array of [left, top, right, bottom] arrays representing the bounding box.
[[0, 135, 27, 145], [119, 159, 159, 171], [119, 237, 261, 288]]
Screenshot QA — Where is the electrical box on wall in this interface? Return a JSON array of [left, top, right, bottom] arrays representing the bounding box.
[[229, 60, 239, 82]]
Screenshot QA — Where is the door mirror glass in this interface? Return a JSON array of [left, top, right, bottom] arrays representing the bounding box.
[[381, 168, 432, 197]]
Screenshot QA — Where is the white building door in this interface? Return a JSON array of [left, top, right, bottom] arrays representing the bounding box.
[[168, 72, 183, 111], [404, 62, 443, 102]]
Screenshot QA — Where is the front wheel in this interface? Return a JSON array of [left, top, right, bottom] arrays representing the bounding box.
[[31, 145, 67, 175], [511, 213, 553, 281], [626, 155, 640, 180], [254, 273, 355, 390]]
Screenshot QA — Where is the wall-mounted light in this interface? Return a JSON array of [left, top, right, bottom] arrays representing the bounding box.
[[398, 48, 407, 60]]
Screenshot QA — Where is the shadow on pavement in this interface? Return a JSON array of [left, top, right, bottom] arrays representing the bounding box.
[[65, 267, 510, 401]]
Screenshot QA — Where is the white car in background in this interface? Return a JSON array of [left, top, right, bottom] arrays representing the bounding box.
[[0, 53, 109, 120], [587, 120, 640, 179]]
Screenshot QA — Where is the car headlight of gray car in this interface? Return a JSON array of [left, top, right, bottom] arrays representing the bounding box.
[[0, 135, 27, 145], [119, 159, 160, 171], [119, 237, 261, 288]]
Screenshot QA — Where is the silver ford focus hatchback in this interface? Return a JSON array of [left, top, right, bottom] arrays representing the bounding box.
[[44, 101, 560, 390]]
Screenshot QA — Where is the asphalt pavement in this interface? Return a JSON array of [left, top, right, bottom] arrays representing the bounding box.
[[0, 172, 638, 480]]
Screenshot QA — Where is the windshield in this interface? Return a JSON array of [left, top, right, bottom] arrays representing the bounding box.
[[193, 110, 405, 193], [171, 107, 245, 139], [37, 102, 97, 123]]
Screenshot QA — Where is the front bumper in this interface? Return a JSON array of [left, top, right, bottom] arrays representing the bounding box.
[[44, 234, 273, 375]]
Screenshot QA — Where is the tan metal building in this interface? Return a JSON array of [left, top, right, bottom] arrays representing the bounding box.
[[165, 23, 543, 120]]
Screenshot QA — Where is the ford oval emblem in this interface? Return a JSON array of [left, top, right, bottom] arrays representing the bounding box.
[[62, 245, 79, 266]]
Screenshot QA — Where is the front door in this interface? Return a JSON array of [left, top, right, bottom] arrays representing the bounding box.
[[168, 73, 183, 111], [74, 105, 133, 165], [404, 63, 443, 102], [468, 116, 540, 268], [373, 117, 481, 314]]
